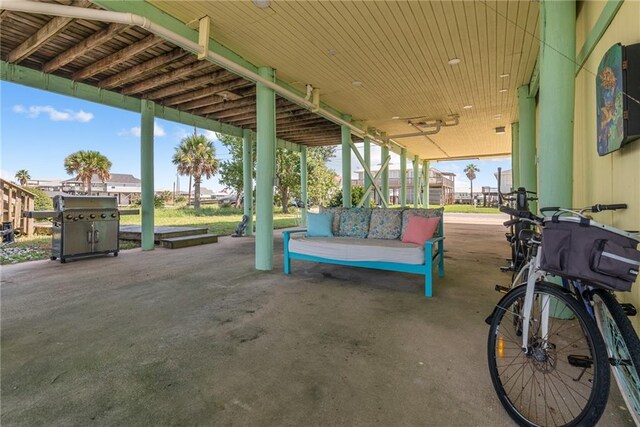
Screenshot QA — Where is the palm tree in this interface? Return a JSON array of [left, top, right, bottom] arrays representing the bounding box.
[[64, 150, 112, 195], [172, 133, 219, 209], [15, 169, 30, 186], [464, 163, 480, 204]]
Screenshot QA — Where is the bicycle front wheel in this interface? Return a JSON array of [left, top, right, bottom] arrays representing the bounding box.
[[592, 289, 640, 425], [487, 282, 610, 426]]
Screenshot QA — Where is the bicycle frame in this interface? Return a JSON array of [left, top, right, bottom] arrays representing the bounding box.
[[520, 246, 549, 350]]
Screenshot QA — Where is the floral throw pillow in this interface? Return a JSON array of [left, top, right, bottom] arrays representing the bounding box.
[[401, 208, 444, 240], [368, 209, 402, 239], [338, 208, 372, 238]]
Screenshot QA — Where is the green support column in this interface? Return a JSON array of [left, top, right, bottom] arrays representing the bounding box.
[[518, 85, 537, 209], [413, 155, 420, 208], [538, 0, 575, 210], [140, 99, 155, 251], [381, 143, 389, 205], [423, 160, 430, 207], [255, 66, 276, 270], [341, 115, 352, 208], [511, 122, 520, 190], [242, 128, 253, 236], [363, 137, 371, 207], [400, 148, 407, 207], [300, 145, 308, 225]]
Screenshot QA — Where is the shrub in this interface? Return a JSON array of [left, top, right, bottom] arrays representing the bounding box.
[[24, 186, 53, 211], [327, 186, 372, 207]]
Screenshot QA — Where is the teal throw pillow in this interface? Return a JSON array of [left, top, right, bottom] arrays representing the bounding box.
[[306, 212, 334, 237]]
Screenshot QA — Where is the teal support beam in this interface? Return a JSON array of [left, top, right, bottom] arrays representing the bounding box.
[[341, 115, 352, 208], [575, 0, 624, 75], [413, 155, 420, 208], [422, 160, 430, 207], [538, 0, 576, 210], [242, 128, 253, 237], [518, 85, 537, 211], [363, 137, 371, 207], [300, 145, 308, 226], [140, 99, 155, 251], [511, 122, 520, 190], [381, 145, 389, 205], [255, 67, 276, 271], [400, 148, 407, 207]]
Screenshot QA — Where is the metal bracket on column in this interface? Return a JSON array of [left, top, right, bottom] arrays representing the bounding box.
[[311, 88, 320, 112], [348, 140, 386, 206], [197, 16, 211, 60]]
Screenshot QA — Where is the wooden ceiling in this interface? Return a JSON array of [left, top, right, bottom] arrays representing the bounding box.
[[151, 0, 540, 160], [0, 0, 341, 147], [1, 0, 540, 159]]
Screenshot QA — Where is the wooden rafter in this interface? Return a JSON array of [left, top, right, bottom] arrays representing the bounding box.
[[153, 69, 237, 102], [192, 96, 256, 116], [43, 23, 128, 73], [120, 60, 213, 95], [230, 107, 310, 127], [0, 10, 11, 24], [72, 34, 162, 81], [164, 80, 252, 109], [7, 0, 92, 63], [98, 48, 187, 89]]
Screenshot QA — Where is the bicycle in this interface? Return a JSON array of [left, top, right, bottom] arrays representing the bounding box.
[[486, 204, 640, 426]]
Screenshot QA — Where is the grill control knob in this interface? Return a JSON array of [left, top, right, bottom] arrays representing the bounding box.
[[100, 213, 107, 219], [111, 213, 117, 218], [66, 214, 72, 220], [90, 214, 96, 219], [73, 217, 78, 221], [78, 214, 84, 219]]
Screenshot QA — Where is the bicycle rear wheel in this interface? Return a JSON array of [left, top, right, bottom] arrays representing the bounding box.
[[592, 289, 640, 425], [487, 282, 610, 426]]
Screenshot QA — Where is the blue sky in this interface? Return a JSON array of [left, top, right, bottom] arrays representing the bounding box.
[[1, 82, 511, 192]]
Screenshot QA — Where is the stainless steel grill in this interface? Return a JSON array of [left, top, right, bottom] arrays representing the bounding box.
[[24, 195, 137, 263]]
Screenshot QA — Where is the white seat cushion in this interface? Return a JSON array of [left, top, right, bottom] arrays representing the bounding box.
[[289, 235, 425, 265]]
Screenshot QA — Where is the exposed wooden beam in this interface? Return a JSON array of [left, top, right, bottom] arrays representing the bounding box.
[[163, 80, 252, 109], [230, 107, 310, 127], [276, 119, 331, 131], [277, 126, 339, 137], [43, 23, 128, 73], [210, 106, 257, 120], [7, 0, 92, 63], [98, 48, 188, 89], [121, 60, 213, 95], [72, 34, 162, 81], [193, 96, 256, 116], [153, 69, 237, 102], [0, 10, 12, 24]]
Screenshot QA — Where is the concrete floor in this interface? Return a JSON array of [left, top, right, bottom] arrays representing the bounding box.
[[1, 219, 635, 426]]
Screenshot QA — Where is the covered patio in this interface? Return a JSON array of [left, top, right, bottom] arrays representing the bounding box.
[[1, 219, 634, 425]]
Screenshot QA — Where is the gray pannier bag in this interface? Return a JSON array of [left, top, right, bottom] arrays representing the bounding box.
[[541, 217, 640, 292]]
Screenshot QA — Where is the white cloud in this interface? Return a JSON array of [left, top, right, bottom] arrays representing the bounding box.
[[203, 130, 218, 141], [118, 123, 165, 138], [13, 104, 94, 122]]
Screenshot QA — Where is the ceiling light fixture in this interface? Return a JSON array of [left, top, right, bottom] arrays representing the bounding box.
[[352, 80, 363, 87], [499, 89, 508, 93], [448, 57, 462, 65], [392, 116, 400, 120], [463, 105, 473, 109], [252, 0, 271, 9], [499, 73, 510, 78], [327, 48, 337, 56], [494, 114, 502, 119], [495, 126, 506, 135]]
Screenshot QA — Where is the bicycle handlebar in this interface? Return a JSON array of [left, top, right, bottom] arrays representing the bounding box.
[[503, 218, 520, 227], [540, 204, 627, 214], [499, 205, 541, 222], [591, 203, 627, 212]]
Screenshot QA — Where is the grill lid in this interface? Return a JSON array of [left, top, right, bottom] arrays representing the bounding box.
[[54, 195, 118, 211]]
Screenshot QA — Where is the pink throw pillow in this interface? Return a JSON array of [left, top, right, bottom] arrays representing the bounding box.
[[401, 216, 440, 245]]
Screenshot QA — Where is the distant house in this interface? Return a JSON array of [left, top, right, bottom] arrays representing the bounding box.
[[30, 173, 142, 205], [351, 167, 455, 205]]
